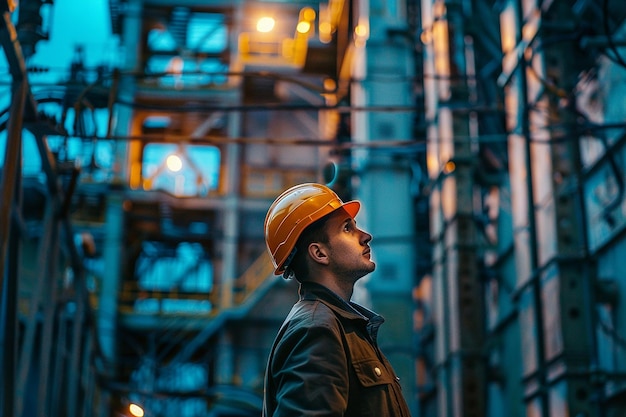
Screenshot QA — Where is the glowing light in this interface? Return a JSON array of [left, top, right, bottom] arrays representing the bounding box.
[[354, 24, 368, 38], [167, 56, 183, 74], [129, 404, 144, 417], [256, 17, 275, 33], [319, 21, 332, 35], [302, 7, 316, 21], [318, 4, 332, 44], [296, 21, 311, 34], [323, 78, 337, 92], [443, 160, 456, 174], [166, 154, 183, 172]]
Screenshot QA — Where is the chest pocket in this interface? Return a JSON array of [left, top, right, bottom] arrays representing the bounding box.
[[352, 358, 396, 387], [347, 358, 399, 417]]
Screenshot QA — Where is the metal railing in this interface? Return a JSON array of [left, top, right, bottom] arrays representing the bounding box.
[[88, 250, 275, 318]]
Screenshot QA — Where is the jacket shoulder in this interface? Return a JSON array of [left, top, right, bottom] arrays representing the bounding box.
[[287, 299, 342, 329]]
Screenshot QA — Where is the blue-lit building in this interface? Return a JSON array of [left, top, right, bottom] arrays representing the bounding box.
[[1, 0, 626, 416]]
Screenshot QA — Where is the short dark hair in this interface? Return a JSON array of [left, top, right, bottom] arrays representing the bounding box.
[[286, 211, 333, 282]]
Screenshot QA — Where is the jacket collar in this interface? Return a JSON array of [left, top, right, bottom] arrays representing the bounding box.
[[298, 281, 385, 327]]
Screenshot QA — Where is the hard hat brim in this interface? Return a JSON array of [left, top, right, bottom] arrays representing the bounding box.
[[339, 200, 360, 220]]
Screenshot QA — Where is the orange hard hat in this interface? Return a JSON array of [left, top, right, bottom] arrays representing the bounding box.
[[264, 183, 360, 275]]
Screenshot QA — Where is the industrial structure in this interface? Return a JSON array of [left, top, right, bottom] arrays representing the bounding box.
[[1, 0, 625, 416]]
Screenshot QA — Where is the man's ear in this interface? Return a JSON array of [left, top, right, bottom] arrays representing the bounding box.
[[308, 242, 329, 266]]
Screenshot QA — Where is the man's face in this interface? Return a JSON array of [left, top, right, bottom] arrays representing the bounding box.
[[322, 209, 375, 281]]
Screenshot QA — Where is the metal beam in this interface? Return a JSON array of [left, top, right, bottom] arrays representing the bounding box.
[[0, 9, 41, 417], [15, 203, 56, 417]]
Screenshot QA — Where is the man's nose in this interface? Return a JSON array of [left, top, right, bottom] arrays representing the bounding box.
[[360, 229, 372, 244]]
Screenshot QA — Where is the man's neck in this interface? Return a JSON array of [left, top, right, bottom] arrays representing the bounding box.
[[311, 275, 354, 301]]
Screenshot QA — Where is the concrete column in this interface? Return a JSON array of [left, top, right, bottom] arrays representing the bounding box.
[[420, 0, 487, 415], [351, 0, 417, 413]]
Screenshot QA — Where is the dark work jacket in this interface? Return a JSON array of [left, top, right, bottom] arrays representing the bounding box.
[[262, 282, 412, 417]]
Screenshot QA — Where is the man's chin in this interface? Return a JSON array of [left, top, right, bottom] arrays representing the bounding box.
[[353, 263, 375, 281]]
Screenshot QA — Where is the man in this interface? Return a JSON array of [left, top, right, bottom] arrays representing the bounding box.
[[262, 183, 412, 417]]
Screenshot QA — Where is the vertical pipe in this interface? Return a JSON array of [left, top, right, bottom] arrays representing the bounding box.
[[36, 224, 61, 417], [519, 56, 548, 417], [113, 0, 141, 186], [98, 193, 124, 373], [220, 101, 242, 309], [0, 77, 25, 304], [50, 307, 68, 417], [66, 256, 86, 417], [15, 203, 56, 416], [215, 94, 242, 384], [5, 173, 21, 417], [501, 0, 546, 414], [81, 335, 95, 417], [0, 76, 27, 417], [217, 3, 245, 312]]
